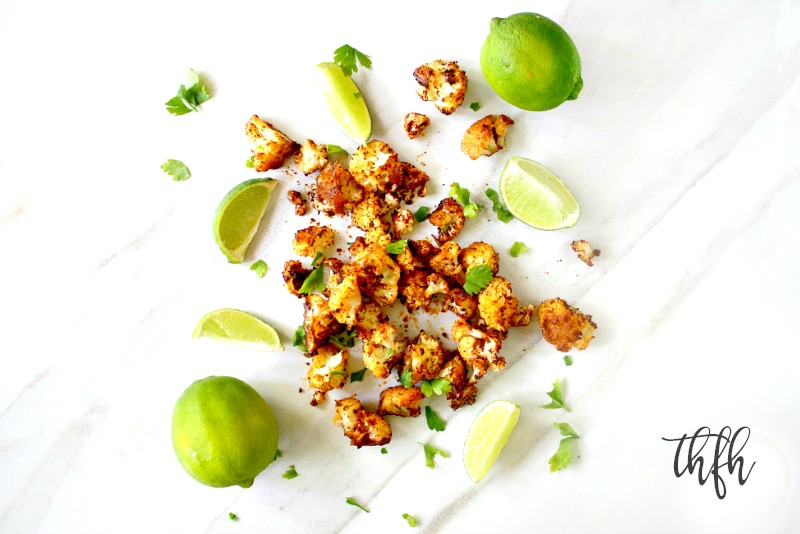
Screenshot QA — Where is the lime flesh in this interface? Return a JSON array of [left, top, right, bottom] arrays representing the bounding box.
[[464, 400, 521, 483], [316, 62, 372, 145], [213, 178, 276, 263], [193, 308, 284, 351], [499, 156, 580, 230]]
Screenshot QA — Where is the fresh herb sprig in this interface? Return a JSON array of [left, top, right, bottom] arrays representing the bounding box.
[[333, 45, 372, 77], [549, 422, 580, 472], [165, 69, 210, 115]]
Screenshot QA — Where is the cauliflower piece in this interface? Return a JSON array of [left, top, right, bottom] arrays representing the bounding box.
[[451, 318, 504, 380], [538, 297, 597, 352], [399, 269, 430, 312], [446, 287, 478, 320], [293, 225, 335, 258], [308, 345, 348, 405], [429, 241, 463, 278], [477, 276, 519, 333], [425, 272, 449, 299], [392, 208, 415, 237], [348, 140, 402, 194], [312, 162, 364, 216], [428, 197, 465, 244], [245, 114, 299, 171], [287, 190, 307, 216], [351, 194, 389, 233], [403, 112, 431, 139], [413, 60, 468, 115], [378, 386, 425, 417], [364, 226, 392, 249], [282, 259, 311, 298], [439, 352, 468, 392], [461, 114, 514, 160], [362, 322, 406, 378], [396, 162, 430, 204], [303, 294, 343, 355], [408, 239, 440, 264], [511, 304, 536, 327], [395, 245, 425, 273], [447, 383, 479, 410], [294, 139, 329, 175], [327, 273, 362, 327], [571, 239, 601, 267], [459, 241, 499, 276], [333, 396, 392, 448], [352, 299, 387, 341], [403, 331, 446, 382], [351, 243, 401, 306]]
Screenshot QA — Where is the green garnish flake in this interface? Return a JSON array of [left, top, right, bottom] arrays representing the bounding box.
[[250, 260, 267, 278], [549, 422, 581, 472], [330, 329, 356, 348], [326, 144, 348, 156], [469, 102, 481, 111], [298, 253, 325, 295], [386, 240, 408, 255], [333, 44, 372, 77], [245, 155, 255, 168], [564, 355, 574, 366], [541, 377, 570, 411], [273, 449, 283, 461], [420, 378, 451, 398], [161, 159, 191, 182], [402, 513, 418, 527], [510, 241, 529, 257], [165, 68, 210, 115], [350, 368, 368, 382], [381, 447, 388, 454], [463, 264, 494, 295], [424, 406, 445, 432], [346, 497, 370, 513], [282, 465, 299, 479], [419, 442, 449, 469], [292, 326, 306, 353], [413, 206, 429, 222], [229, 512, 238, 522], [486, 188, 513, 222], [449, 183, 482, 218], [400, 369, 414, 388]]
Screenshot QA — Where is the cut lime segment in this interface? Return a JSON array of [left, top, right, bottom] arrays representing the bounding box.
[[463, 400, 520, 483], [213, 178, 277, 263], [316, 62, 372, 145], [193, 308, 284, 351], [499, 156, 580, 230]]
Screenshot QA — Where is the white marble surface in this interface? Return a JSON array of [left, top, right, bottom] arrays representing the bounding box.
[[1, 0, 799, 532]]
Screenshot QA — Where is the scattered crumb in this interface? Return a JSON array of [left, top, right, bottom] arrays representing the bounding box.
[[288, 190, 307, 216], [404, 112, 431, 139], [571, 240, 601, 266]]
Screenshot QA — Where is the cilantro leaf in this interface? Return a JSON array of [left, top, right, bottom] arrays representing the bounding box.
[[469, 102, 481, 112], [326, 144, 348, 155], [165, 69, 210, 115], [541, 377, 570, 411], [548, 438, 575, 472], [400, 369, 414, 388], [161, 159, 191, 182], [330, 329, 356, 348], [245, 155, 255, 168], [413, 206, 429, 222], [424, 406, 446, 432], [402, 513, 417, 527], [420, 378, 451, 397], [554, 421, 580, 439], [273, 449, 283, 461], [380, 447, 388, 454], [386, 240, 408, 255], [229, 512, 238, 522], [419, 442, 449, 469], [510, 241, 529, 257], [292, 326, 306, 353], [333, 44, 372, 77], [346, 497, 370, 513], [485, 188, 514, 222], [463, 264, 494, 295], [350, 368, 367, 382], [250, 259, 267, 278], [298, 254, 325, 295], [449, 183, 482, 218], [282, 465, 299, 479], [564, 355, 574, 366]]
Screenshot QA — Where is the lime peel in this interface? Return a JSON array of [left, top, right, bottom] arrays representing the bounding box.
[[463, 400, 521, 483]]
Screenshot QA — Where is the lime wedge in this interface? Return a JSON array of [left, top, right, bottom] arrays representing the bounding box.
[[193, 308, 284, 351], [316, 62, 372, 145], [213, 178, 277, 263], [463, 400, 520, 483], [499, 156, 580, 230]]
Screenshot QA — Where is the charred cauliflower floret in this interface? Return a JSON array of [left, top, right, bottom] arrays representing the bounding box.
[[327, 273, 362, 327], [477, 276, 519, 333], [392, 209, 415, 237], [461, 114, 514, 160], [571, 239, 601, 267], [287, 190, 307, 216], [538, 297, 597, 352], [351, 194, 389, 233], [404, 331, 446, 383], [446, 287, 479, 320], [451, 318, 504, 380], [362, 323, 406, 378], [294, 139, 329, 175], [408, 239, 440, 265], [399, 269, 430, 312], [459, 241, 500, 276], [303, 294, 343, 355], [352, 299, 387, 341], [403, 112, 431, 139], [283, 259, 311, 298], [395, 245, 425, 273], [448, 382, 479, 410], [439, 352, 468, 392], [364, 226, 392, 249], [413, 60, 468, 115], [333, 396, 392, 448], [349, 140, 402, 194], [308, 345, 348, 405], [312, 162, 364, 216], [378, 386, 425, 417], [511, 304, 536, 327], [245, 114, 299, 172], [293, 225, 335, 258], [429, 241, 464, 278], [425, 272, 449, 300], [428, 197, 465, 244], [351, 243, 401, 306], [396, 162, 430, 204]]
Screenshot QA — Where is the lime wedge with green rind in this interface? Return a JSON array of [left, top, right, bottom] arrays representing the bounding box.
[[193, 308, 284, 351], [213, 178, 276, 263], [463, 400, 520, 483], [316, 62, 372, 145]]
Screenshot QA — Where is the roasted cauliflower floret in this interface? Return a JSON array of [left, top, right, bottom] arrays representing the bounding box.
[[362, 323, 406, 379], [425, 272, 449, 300], [352, 299, 387, 341], [245, 114, 299, 172], [459, 241, 500, 276], [571, 239, 601, 267], [395, 244, 425, 273], [429, 241, 464, 278], [292, 225, 335, 258], [396, 162, 430, 204], [287, 190, 307, 216], [413, 60, 468, 115], [349, 140, 402, 194], [399, 269, 430, 312], [351, 194, 389, 233], [283, 259, 311, 298], [403, 112, 431, 139], [408, 239, 440, 264], [477, 276, 519, 333], [447, 383, 479, 410], [439, 352, 468, 392], [333, 396, 392, 448], [511, 304, 536, 327], [446, 287, 478, 320], [404, 331, 446, 383], [327, 273, 362, 327], [392, 209, 415, 237], [308, 345, 348, 405], [428, 197, 465, 244], [294, 139, 329, 175], [378, 386, 425, 417], [451, 318, 504, 380], [351, 243, 401, 306], [461, 114, 514, 160], [303, 294, 343, 355], [364, 226, 392, 249], [312, 162, 364, 216], [538, 297, 597, 352]]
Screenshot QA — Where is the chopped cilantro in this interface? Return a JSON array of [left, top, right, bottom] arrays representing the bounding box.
[[400, 369, 414, 388], [160, 159, 191, 182], [402, 513, 418, 527], [564, 355, 574, 366], [326, 144, 348, 156], [292, 326, 306, 353], [463, 264, 494, 295], [245, 155, 255, 168], [380, 447, 388, 454], [425, 406, 445, 432], [165, 68, 210, 115], [485, 188, 513, 222], [333, 44, 372, 77], [449, 182, 482, 218], [346, 497, 370, 513], [350, 368, 367, 382], [386, 240, 408, 255], [549, 422, 580, 472], [298, 253, 325, 295], [330, 329, 356, 348], [420, 378, 451, 397], [282, 465, 299, 479], [419, 442, 449, 469], [541, 377, 570, 411], [469, 102, 481, 111], [273, 449, 283, 461], [413, 206, 429, 222], [229, 512, 238, 522], [250, 260, 267, 278], [510, 241, 529, 257]]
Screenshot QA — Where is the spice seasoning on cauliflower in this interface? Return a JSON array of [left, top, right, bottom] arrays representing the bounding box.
[[294, 139, 329, 175], [333, 396, 392, 448], [413, 60, 468, 115], [538, 297, 597, 352], [461, 114, 514, 160], [244, 114, 299, 172], [403, 112, 431, 139], [571, 239, 601, 266]]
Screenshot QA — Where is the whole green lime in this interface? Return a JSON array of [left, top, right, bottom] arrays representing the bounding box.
[[171, 376, 279, 488], [480, 12, 583, 111]]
